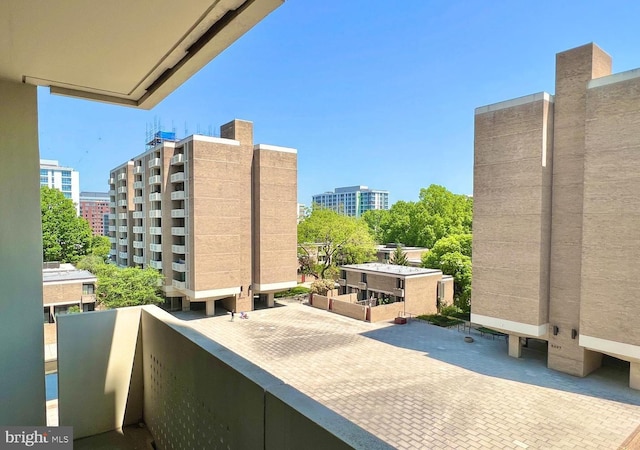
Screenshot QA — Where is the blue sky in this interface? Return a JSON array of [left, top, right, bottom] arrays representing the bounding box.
[[38, 1, 640, 205]]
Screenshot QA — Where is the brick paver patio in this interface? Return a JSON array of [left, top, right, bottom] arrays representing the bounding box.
[[175, 302, 640, 449]]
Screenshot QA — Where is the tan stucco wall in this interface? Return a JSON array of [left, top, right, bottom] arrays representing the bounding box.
[[331, 299, 367, 321], [473, 95, 554, 329], [580, 74, 640, 350], [369, 303, 405, 322], [332, 293, 358, 303], [404, 274, 440, 316], [311, 295, 330, 310], [0, 80, 45, 425], [57, 307, 143, 439], [43, 282, 84, 305], [442, 277, 454, 306]]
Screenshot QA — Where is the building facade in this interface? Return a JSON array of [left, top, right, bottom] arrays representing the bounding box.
[[40, 159, 80, 213], [108, 119, 298, 315], [338, 263, 453, 318], [312, 185, 389, 217], [43, 263, 96, 323], [472, 43, 640, 389], [375, 244, 429, 267], [80, 191, 110, 236]]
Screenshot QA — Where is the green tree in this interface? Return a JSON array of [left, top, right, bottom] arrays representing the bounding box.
[[41, 187, 92, 263], [422, 234, 472, 312], [309, 278, 335, 296], [76, 256, 164, 308], [361, 209, 389, 243], [298, 207, 376, 279], [90, 235, 111, 260], [389, 245, 409, 266]]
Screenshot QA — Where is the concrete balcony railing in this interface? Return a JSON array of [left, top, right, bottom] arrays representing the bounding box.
[[109, 237, 117, 244], [109, 201, 116, 208], [117, 199, 127, 207], [56, 306, 381, 448], [109, 248, 117, 256], [118, 212, 127, 220], [393, 288, 405, 298], [80, 294, 96, 303], [108, 177, 115, 185], [337, 278, 346, 286], [117, 173, 127, 181], [170, 190, 185, 200], [172, 261, 186, 272], [148, 158, 161, 169], [133, 241, 144, 249], [149, 175, 162, 185], [118, 238, 128, 246], [118, 226, 128, 233], [150, 227, 162, 235], [132, 211, 144, 219], [171, 209, 185, 218], [133, 196, 143, 204], [108, 226, 116, 232], [148, 210, 162, 218], [108, 189, 116, 196], [149, 243, 162, 252], [149, 192, 162, 202], [171, 244, 185, 254], [170, 172, 185, 183], [118, 251, 128, 259], [149, 260, 162, 270], [171, 227, 185, 236], [133, 181, 144, 189], [357, 282, 367, 290], [172, 280, 186, 290], [132, 226, 145, 234], [133, 255, 144, 264], [108, 213, 116, 220], [170, 153, 185, 165], [117, 186, 127, 194], [133, 166, 143, 174]]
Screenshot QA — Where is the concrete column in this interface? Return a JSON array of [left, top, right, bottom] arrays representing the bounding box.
[[267, 292, 275, 308], [205, 299, 215, 316], [508, 335, 522, 358], [0, 80, 46, 425], [631, 362, 640, 391], [182, 297, 191, 312]]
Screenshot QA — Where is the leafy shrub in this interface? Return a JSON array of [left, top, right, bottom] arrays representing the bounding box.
[[310, 279, 336, 296], [440, 304, 462, 317]]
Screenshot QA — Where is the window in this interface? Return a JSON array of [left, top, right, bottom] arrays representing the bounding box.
[[61, 185, 71, 191], [340, 270, 346, 279], [40, 169, 48, 176], [82, 283, 95, 295], [397, 278, 404, 289], [62, 170, 71, 177], [361, 272, 367, 283]]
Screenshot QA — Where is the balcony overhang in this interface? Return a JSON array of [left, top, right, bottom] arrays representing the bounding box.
[[0, 0, 283, 109]]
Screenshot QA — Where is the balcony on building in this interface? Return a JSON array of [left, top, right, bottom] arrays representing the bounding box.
[[132, 211, 144, 219], [117, 199, 127, 207], [117, 186, 127, 194], [109, 201, 116, 208], [133, 255, 144, 264], [171, 190, 185, 200], [149, 210, 162, 219], [118, 251, 128, 259], [172, 244, 186, 254], [148, 158, 161, 169], [170, 171, 185, 183], [133, 181, 143, 189], [133, 166, 143, 174], [118, 238, 128, 246], [171, 227, 186, 236], [133, 241, 144, 249], [171, 209, 185, 218], [150, 227, 162, 235], [108, 177, 115, 185], [148, 175, 162, 185], [150, 243, 162, 252], [133, 226, 145, 234], [171, 154, 185, 165], [118, 226, 128, 233], [108, 213, 116, 220], [149, 192, 162, 202], [109, 248, 117, 256], [149, 260, 162, 270], [109, 237, 117, 244], [172, 261, 186, 272], [133, 196, 143, 204], [108, 225, 116, 232], [117, 173, 127, 181], [108, 189, 116, 196], [118, 212, 127, 220], [172, 279, 186, 290]]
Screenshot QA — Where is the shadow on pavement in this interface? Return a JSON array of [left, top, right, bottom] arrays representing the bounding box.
[[360, 320, 640, 407]]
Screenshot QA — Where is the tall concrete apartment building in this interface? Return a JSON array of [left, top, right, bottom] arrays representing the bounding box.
[[108, 119, 298, 314], [472, 43, 640, 389], [312, 185, 389, 217], [40, 159, 80, 213], [80, 191, 110, 235]]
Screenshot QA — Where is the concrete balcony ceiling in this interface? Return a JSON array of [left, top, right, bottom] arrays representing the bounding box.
[[0, 0, 283, 109]]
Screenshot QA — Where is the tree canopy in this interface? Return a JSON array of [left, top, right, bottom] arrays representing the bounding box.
[[389, 245, 409, 266], [90, 235, 112, 261], [298, 207, 376, 279], [41, 186, 92, 263], [76, 256, 164, 308], [421, 233, 472, 312], [362, 185, 472, 249]]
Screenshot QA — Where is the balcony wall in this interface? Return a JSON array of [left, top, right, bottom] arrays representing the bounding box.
[[57, 306, 388, 449]]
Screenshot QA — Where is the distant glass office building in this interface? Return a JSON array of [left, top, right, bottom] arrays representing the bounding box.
[[312, 185, 389, 217], [40, 159, 80, 214]]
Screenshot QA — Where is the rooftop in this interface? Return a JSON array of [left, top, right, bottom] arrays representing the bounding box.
[[42, 264, 96, 283], [341, 262, 441, 277]]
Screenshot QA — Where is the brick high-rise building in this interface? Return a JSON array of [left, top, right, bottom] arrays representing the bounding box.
[[108, 119, 298, 314], [80, 191, 110, 236], [472, 43, 640, 389]]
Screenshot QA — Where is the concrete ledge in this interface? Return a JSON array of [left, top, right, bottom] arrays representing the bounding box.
[[579, 334, 640, 362], [475, 92, 554, 115], [470, 313, 548, 337], [588, 68, 640, 89]]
